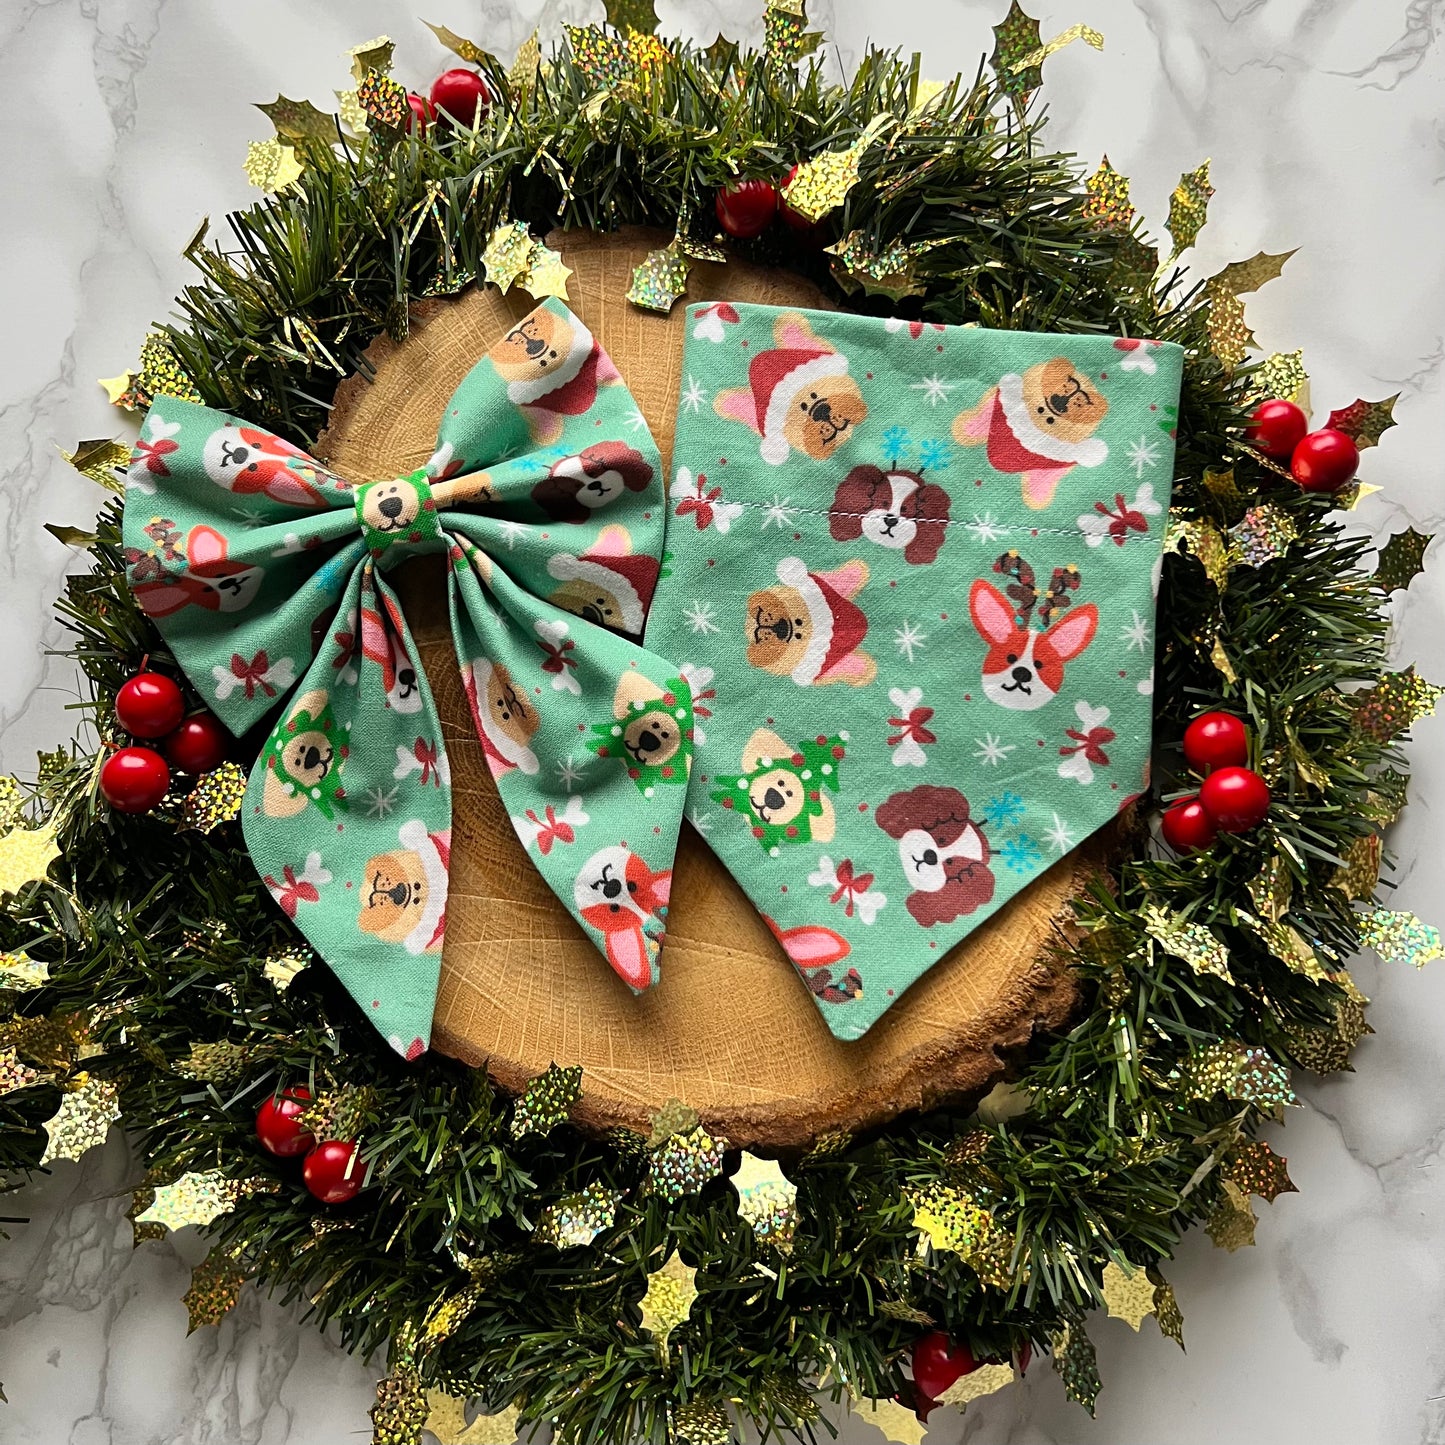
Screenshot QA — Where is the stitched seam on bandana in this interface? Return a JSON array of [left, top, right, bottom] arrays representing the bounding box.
[[709, 497, 1131, 536]]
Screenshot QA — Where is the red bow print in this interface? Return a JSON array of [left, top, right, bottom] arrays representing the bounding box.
[[887, 704, 936, 749], [536, 633, 578, 678], [230, 650, 281, 700], [1089, 492, 1151, 546], [675, 473, 726, 530], [264, 862, 321, 918], [1061, 723, 1116, 766], [522, 804, 577, 856], [134, 435, 179, 476], [830, 858, 877, 916], [408, 738, 444, 787]]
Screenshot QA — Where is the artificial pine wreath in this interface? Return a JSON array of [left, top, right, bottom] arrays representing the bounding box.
[[1, 6, 1441, 1439]]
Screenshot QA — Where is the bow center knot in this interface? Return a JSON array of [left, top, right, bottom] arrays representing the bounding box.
[[355, 469, 444, 558]]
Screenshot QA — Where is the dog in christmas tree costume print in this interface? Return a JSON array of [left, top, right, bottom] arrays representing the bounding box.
[[648, 304, 1182, 1039]]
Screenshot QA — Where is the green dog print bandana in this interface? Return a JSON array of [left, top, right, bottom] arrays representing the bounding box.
[[123, 299, 691, 1059], [647, 303, 1182, 1039]]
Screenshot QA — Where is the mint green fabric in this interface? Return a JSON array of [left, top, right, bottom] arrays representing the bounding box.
[[123, 300, 692, 1058], [647, 304, 1182, 1039]]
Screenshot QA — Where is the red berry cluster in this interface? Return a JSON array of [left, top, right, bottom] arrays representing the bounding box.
[[907, 1331, 1030, 1420], [100, 669, 230, 814], [255, 1086, 366, 1205], [714, 168, 818, 242], [1245, 399, 1359, 494], [1161, 712, 1271, 852], [406, 69, 494, 132]]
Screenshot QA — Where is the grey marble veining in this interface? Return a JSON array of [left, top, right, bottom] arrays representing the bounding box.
[[1, 2, 1442, 1442]]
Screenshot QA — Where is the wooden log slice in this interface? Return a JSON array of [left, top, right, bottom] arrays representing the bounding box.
[[317, 226, 1085, 1149]]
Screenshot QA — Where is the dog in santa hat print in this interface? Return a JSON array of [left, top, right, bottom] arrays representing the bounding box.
[[358, 819, 450, 955], [546, 524, 659, 639], [486, 302, 622, 445], [951, 356, 1110, 509], [462, 657, 540, 779], [530, 441, 655, 524], [745, 557, 877, 688], [714, 311, 868, 464]]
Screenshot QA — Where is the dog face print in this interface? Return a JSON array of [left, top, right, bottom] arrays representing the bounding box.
[[828, 464, 950, 564], [573, 844, 671, 990], [201, 422, 332, 508], [590, 673, 693, 795], [360, 476, 425, 535], [711, 728, 844, 853], [262, 688, 348, 819], [358, 819, 449, 954], [968, 552, 1098, 711], [953, 356, 1109, 509], [744, 557, 875, 687], [875, 785, 995, 928], [546, 525, 658, 638], [131, 523, 264, 619], [487, 307, 570, 388], [463, 658, 540, 778], [531, 442, 655, 524], [714, 311, 868, 465]]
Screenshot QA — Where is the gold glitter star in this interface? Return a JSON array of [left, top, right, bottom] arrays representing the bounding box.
[[39, 1075, 120, 1166], [243, 137, 303, 193], [639, 1253, 698, 1352], [1100, 1260, 1156, 1331], [0, 820, 59, 896], [936, 1360, 1015, 1407]]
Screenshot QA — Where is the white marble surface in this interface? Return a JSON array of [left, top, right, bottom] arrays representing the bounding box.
[[1, 2, 1442, 1441]]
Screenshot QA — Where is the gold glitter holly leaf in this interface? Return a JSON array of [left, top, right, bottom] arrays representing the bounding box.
[[627, 244, 691, 314], [648, 1096, 699, 1145], [184, 1247, 251, 1331], [1229, 503, 1299, 568], [1358, 907, 1444, 969], [135, 1169, 246, 1232], [828, 233, 948, 301], [1048, 1313, 1100, 1415], [1326, 394, 1398, 450], [1149, 1270, 1185, 1347], [422, 1394, 521, 1445], [605, 0, 660, 34], [1330, 833, 1381, 901], [764, 0, 822, 65], [1166, 159, 1214, 260], [1177, 1041, 1294, 1109], [936, 1360, 1016, 1408], [0, 951, 48, 992], [670, 1398, 732, 1445], [565, 25, 636, 89], [1205, 283, 1253, 370], [1350, 668, 1444, 743], [243, 137, 304, 193], [1200, 466, 1242, 509], [1249, 917, 1329, 982], [638, 1252, 698, 1353], [45, 524, 98, 550], [256, 95, 339, 147], [1142, 904, 1233, 984], [506, 32, 542, 96], [1099, 1260, 1156, 1331], [371, 1368, 428, 1445], [357, 70, 410, 131], [974, 1079, 1034, 1125], [856, 1397, 926, 1445], [1374, 527, 1433, 592], [0, 774, 21, 831], [648, 1124, 725, 1202], [0, 819, 60, 897], [1166, 516, 1230, 590], [519, 241, 573, 302], [990, 1, 1043, 94], [482, 221, 536, 294], [180, 762, 246, 833], [99, 371, 137, 406], [175, 1040, 249, 1085], [1205, 1177, 1257, 1251], [533, 1181, 621, 1247], [39, 1074, 120, 1166], [1285, 992, 1372, 1074], [1248, 856, 1292, 923], [2, 1010, 90, 1072], [59, 438, 130, 492], [348, 35, 395, 85], [1212, 249, 1297, 297], [261, 950, 310, 991], [1251, 348, 1309, 405], [876, 1299, 936, 1326], [1082, 155, 1133, 230], [508, 1061, 582, 1140], [1223, 1140, 1296, 1203], [133, 333, 203, 407], [781, 116, 892, 224], [0, 1046, 42, 1096], [731, 1152, 798, 1250], [336, 89, 369, 136], [424, 22, 498, 67]]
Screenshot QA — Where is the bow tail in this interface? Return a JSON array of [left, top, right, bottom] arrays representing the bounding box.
[[242, 561, 452, 1059], [446, 535, 691, 993]]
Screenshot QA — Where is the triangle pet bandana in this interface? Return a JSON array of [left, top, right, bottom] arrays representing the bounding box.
[[122, 300, 692, 1058], [646, 304, 1182, 1039]]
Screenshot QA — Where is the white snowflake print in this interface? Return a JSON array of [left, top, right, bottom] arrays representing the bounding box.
[[1121, 610, 1151, 653], [362, 784, 399, 819], [680, 374, 706, 412], [684, 599, 720, 634], [910, 374, 956, 407], [807, 855, 888, 925], [555, 754, 589, 792], [1043, 812, 1075, 855], [966, 512, 1005, 544], [973, 733, 1015, 767], [1126, 434, 1162, 478], [688, 807, 714, 837], [393, 738, 451, 787], [760, 495, 798, 530], [212, 651, 296, 703], [1057, 701, 1115, 785], [624, 407, 649, 433], [499, 519, 528, 550], [511, 795, 589, 855], [887, 686, 935, 768], [1077, 482, 1163, 547], [893, 619, 928, 663]]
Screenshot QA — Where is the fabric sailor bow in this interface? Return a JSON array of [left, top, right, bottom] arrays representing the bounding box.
[[122, 300, 693, 1058]]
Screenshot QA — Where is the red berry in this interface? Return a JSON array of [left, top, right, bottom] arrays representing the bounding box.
[[428, 68, 492, 125], [1161, 796, 1218, 852], [303, 1139, 365, 1204], [405, 93, 434, 132], [715, 179, 778, 239], [1290, 428, 1359, 493], [99, 747, 170, 812], [1199, 766, 1271, 833], [912, 1331, 977, 1400], [255, 1086, 315, 1158], [1244, 399, 1308, 461], [163, 713, 229, 775], [114, 672, 185, 739], [1182, 711, 1249, 773]]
